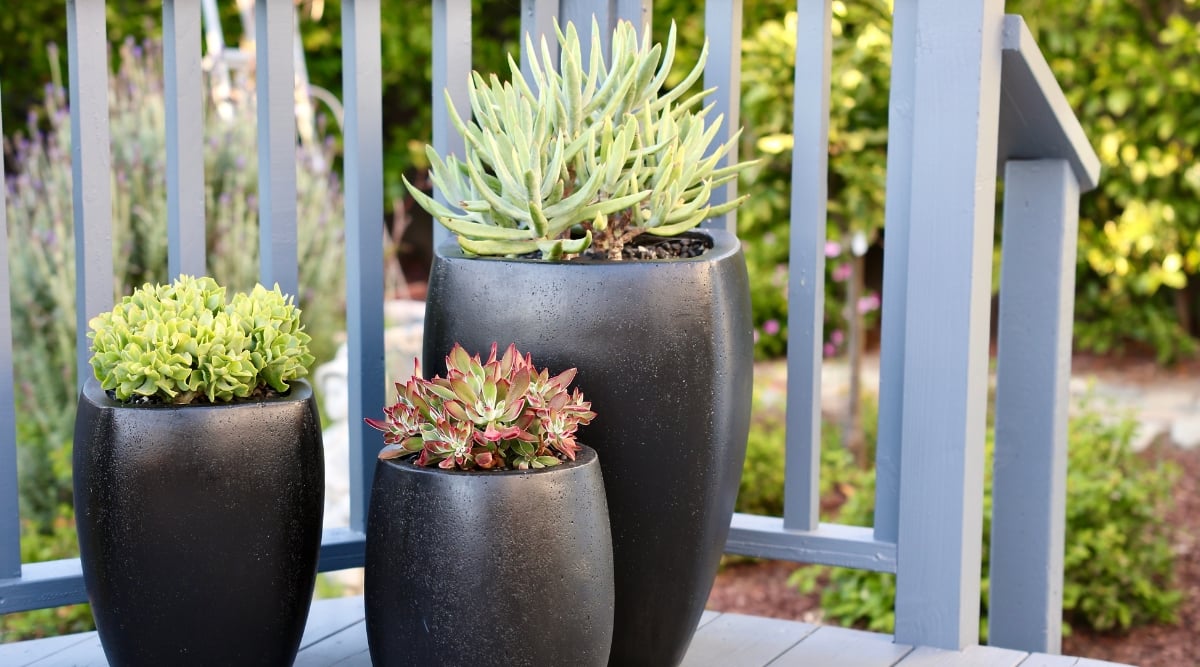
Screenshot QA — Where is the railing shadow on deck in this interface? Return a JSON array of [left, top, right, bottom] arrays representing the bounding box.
[[0, 0, 1099, 656]]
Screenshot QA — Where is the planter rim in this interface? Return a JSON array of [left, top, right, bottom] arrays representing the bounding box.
[[378, 443, 598, 478], [434, 228, 740, 265], [80, 376, 313, 411]]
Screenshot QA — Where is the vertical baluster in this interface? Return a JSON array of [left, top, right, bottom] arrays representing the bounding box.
[[560, 0, 613, 63], [989, 159, 1078, 653], [702, 0, 742, 231], [342, 0, 386, 533], [432, 0, 472, 249], [874, 0, 918, 545], [520, 0, 558, 86], [616, 0, 651, 30], [164, 0, 206, 279], [0, 88, 20, 578], [67, 0, 114, 389], [893, 0, 1004, 650], [782, 0, 833, 532], [255, 0, 299, 297]]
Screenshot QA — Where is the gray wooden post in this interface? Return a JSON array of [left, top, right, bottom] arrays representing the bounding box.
[[873, 0, 918, 545], [520, 0, 558, 86], [164, 0, 207, 279], [67, 0, 115, 388], [432, 0, 471, 249], [987, 15, 1102, 652], [255, 0, 299, 297], [342, 0, 387, 534], [988, 160, 1079, 653], [782, 0, 832, 532], [616, 0, 651, 29], [893, 0, 1004, 650], [701, 0, 742, 233], [0, 88, 19, 578], [560, 0, 613, 63]]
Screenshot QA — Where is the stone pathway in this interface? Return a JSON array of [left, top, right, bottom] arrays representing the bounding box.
[[1066, 358, 1200, 451], [757, 353, 1200, 452]]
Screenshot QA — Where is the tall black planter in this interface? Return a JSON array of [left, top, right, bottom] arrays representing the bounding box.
[[73, 377, 325, 667], [423, 229, 754, 666], [365, 445, 614, 667]]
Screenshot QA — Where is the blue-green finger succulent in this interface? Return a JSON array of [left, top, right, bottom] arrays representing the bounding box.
[[404, 18, 756, 260]]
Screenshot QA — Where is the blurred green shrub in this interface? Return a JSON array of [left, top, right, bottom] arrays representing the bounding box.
[[738, 3, 890, 360], [5, 38, 346, 531], [294, 0, 522, 203], [786, 397, 1180, 637], [737, 388, 877, 521], [711, 0, 1200, 362], [0, 4, 158, 150], [1018, 0, 1200, 362], [0, 424, 92, 641], [5, 1, 1198, 361]]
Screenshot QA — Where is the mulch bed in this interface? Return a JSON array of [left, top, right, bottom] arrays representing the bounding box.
[[706, 443, 1200, 666]]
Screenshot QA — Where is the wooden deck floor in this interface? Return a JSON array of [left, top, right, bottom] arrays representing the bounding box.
[[0, 595, 1135, 666]]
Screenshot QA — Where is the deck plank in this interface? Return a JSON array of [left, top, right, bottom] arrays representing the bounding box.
[[293, 622, 370, 667], [23, 634, 104, 666], [697, 609, 721, 629], [772, 625, 914, 667], [901, 644, 1028, 667], [0, 632, 97, 667], [1016, 654, 1079, 667], [300, 595, 367, 649], [0, 597, 1140, 667], [681, 612, 817, 666]]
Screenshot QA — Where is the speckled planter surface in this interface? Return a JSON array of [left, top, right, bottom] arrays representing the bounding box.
[[365, 445, 614, 667], [423, 229, 754, 666], [73, 377, 325, 667]]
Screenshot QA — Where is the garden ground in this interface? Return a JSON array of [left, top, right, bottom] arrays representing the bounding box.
[[706, 354, 1200, 667]]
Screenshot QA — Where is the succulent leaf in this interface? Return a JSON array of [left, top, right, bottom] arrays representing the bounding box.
[[87, 276, 312, 404], [366, 343, 594, 471], [409, 18, 753, 260]]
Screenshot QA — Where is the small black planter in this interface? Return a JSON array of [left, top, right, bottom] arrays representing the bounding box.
[[423, 229, 754, 666], [365, 445, 614, 667], [73, 377, 324, 667]]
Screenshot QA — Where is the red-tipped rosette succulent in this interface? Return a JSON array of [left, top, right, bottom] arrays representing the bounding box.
[[366, 343, 595, 471]]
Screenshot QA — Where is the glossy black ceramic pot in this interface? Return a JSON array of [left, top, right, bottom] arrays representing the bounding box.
[[423, 229, 754, 666], [364, 445, 614, 666], [73, 377, 324, 667]]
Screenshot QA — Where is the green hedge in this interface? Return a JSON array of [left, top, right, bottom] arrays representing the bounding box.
[[4, 2, 1197, 360], [739, 389, 1181, 637]]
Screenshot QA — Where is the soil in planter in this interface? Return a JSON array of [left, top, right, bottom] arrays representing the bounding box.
[[518, 232, 715, 261], [583, 233, 715, 261]]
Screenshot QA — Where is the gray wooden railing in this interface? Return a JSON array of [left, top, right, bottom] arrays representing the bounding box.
[[0, 0, 1098, 655]]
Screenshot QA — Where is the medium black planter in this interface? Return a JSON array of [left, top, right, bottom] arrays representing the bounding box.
[[365, 445, 614, 666], [73, 377, 325, 667], [423, 229, 754, 666]]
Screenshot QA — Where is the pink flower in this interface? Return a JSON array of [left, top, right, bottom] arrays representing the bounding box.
[[763, 319, 781, 335], [831, 263, 852, 282], [823, 343, 837, 357], [824, 241, 842, 257], [857, 293, 881, 314], [831, 329, 845, 346]]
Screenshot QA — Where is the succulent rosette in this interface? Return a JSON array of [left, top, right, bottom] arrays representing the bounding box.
[[88, 275, 314, 404], [367, 343, 595, 471]]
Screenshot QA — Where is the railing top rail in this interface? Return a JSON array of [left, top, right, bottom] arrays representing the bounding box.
[[998, 15, 1101, 190]]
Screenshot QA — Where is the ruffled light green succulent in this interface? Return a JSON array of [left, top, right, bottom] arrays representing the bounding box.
[[88, 276, 315, 404], [403, 19, 755, 260]]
